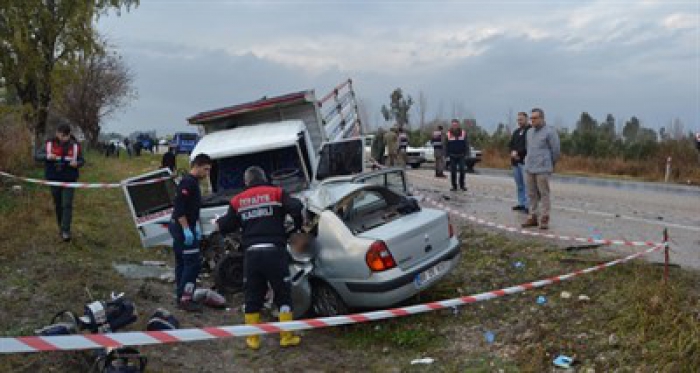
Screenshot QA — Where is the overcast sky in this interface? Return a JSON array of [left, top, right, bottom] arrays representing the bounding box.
[[98, 0, 699, 135]]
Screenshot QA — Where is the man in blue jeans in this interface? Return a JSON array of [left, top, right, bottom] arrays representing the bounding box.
[[447, 119, 470, 191], [509, 112, 530, 213], [169, 153, 212, 312]]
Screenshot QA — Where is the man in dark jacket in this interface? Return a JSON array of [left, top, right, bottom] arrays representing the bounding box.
[[371, 128, 386, 166], [41, 125, 84, 242], [432, 125, 447, 178], [168, 153, 212, 312], [215, 166, 303, 350], [446, 119, 470, 191], [508, 112, 530, 212], [161, 145, 177, 173]]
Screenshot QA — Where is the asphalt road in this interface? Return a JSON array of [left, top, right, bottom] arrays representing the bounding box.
[[407, 167, 700, 271]]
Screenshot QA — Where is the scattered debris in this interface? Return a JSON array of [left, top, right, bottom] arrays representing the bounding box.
[[513, 261, 524, 269], [578, 295, 591, 302], [410, 358, 435, 365], [560, 291, 572, 299], [608, 333, 620, 346], [536, 296, 547, 305], [553, 355, 574, 369], [142, 260, 166, 266], [564, 244, 602, 252], [484, 330, 495, 344], [113, 263, 172, 280]]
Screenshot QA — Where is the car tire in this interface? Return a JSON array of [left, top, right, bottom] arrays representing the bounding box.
[[214, 252, 245, 295], [311, 281, 349, 317], [410, 163, 421, 169], [466, 160, 476, 173]]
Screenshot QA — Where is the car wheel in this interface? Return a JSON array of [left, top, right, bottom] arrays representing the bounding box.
[[466, 160, 476, 173], [214, 252, 245, 295], [410, 163, 421, 169], [311, 281, 349, 317]]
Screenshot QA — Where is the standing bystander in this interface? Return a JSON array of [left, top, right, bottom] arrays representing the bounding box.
[[446, 119, 470, 191], [432, 125, 447, 178], [522, 108, 560, 230], [509, 112, 530, 212]]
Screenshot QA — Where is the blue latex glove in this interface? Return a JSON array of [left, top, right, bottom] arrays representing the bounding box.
[[195, 225, 202, 241], [183, 228, 194, 246]]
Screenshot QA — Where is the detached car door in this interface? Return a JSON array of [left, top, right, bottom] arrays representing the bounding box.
[[314, 137, 365, 182], [122, 168, 177, 248]]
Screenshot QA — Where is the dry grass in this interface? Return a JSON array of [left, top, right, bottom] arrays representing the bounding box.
[[481, 148, 700, 184], [0, 112, 33, 174]]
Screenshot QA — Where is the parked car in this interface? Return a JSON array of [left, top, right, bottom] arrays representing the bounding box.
[[421, 141, 482, 172], [405, 146, 428, 169]]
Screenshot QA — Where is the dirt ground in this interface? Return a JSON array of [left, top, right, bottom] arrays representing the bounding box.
[[1, 154, 699, 372]]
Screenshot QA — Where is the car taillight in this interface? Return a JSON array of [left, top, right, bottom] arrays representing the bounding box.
[[366, 241, 396, 272], [449, 222, 454, 238]]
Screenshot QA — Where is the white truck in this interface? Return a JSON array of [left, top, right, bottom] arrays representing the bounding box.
[[121, 80, 366, 249]]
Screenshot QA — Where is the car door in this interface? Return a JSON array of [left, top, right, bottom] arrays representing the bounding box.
[[121, 168, 177, 248], [314, 137, 365, 182]]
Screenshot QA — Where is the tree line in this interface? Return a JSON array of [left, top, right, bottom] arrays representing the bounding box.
[[371, 88, 697, 166]]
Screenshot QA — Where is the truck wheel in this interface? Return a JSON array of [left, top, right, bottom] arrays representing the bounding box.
[[214, 252, 245, 295], [311, 281, 349, 317], [410, 163, 421, 169]]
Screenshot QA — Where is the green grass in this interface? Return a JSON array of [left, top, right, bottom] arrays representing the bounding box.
[[0, 154, 698, 371]]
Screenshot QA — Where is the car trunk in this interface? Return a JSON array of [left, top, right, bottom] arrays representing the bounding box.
[[357, 209, 450, 270]]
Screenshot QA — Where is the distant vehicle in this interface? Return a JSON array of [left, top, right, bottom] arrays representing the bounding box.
[[420, 141, 482, 172], [171, 132, 199, 154], [136, 134, 155, 151]]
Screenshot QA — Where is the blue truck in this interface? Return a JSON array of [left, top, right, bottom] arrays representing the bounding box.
[[171, 132, 199, 154]]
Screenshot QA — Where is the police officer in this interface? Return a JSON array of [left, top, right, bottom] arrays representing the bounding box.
[[398, 128, 409, 167], [169, 153, 212, 312], [447, 119, 470, 191], [215, 166, 303, 350], [432, 125, 447, 178], [41, 124, 84, 242]]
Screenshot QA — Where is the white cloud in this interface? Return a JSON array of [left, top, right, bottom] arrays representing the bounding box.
[[663, 13, 698, 30]]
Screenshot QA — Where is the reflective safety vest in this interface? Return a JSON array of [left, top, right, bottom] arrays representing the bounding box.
[[447, 129, 467, 156], [44, 138, 82, 182], [431, 130, 443, 149], [398, 133, 409, 150]]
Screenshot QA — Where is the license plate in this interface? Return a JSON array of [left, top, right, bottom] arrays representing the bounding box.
[[414, 261, 448, 288]]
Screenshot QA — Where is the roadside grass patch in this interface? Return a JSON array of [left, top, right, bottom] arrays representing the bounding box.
[[0, 153, 698, 371]]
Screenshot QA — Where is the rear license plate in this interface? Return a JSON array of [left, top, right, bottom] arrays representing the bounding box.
[[414, 261, 448, 288]]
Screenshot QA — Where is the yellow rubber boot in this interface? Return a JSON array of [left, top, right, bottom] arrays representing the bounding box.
[[244, 313, 261, 350], [278, 311, 301, 347]]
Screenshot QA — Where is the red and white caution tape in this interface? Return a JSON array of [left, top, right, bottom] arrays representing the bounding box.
[[0, 244, 663, 354], [0, 171, 173, 189], [418, 193, 662, 248], [388, 164, 664, 248]]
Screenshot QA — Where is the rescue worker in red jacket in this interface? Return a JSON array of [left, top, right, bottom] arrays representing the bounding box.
[[41, 125, 84, 242], [215, 166, 303, 350]]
